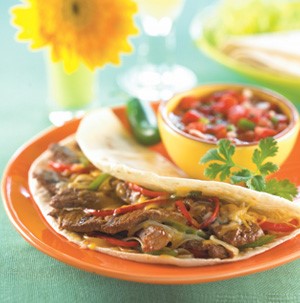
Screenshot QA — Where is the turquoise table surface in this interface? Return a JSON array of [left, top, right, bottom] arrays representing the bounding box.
[[1, 1, 300, 302]]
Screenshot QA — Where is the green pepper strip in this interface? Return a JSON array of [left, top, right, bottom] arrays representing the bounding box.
[[88, 173, 110, 190], [149, 248, 178, 257], [166, 221, 208, 239], [238, 235, 276, 249]]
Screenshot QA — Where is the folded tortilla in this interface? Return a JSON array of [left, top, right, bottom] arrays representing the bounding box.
[[28, 108, 300, 266], [221, 30, 300, 78]]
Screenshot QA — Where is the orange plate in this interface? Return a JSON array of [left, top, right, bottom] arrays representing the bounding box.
[[2, 105, 300, 284]]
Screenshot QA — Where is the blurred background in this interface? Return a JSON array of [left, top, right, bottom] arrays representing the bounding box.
[[1, 0, 300, 168]]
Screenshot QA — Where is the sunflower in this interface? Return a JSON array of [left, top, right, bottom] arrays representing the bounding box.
[[11, 0, 139, 73]]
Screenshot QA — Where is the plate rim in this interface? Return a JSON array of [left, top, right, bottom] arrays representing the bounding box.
[[2, 109, 300, 284]]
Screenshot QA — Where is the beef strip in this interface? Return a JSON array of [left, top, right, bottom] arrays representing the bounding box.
[[114, 181, 141, 204], [184, 198, 214, 225], [137, 225, 172, 252], [181, 240, 232, 259], [49, 209, 105, 231], [33, 169, 66, 195], [49, 208, 187, 234], [50, 187, 120, 210], [49, 143, 80, 164], [212, 222, 264, 247], [103, 209, 186, 234]]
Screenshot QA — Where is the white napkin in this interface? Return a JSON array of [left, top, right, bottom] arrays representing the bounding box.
[[221, 30, 300, 78]]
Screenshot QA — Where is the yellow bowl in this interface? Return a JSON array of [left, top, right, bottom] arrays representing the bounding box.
[[157, 83, 300, 180]]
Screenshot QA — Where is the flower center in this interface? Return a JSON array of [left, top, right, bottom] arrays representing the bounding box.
[[63, 0, 93, 27], [72, 1, 81, 16]]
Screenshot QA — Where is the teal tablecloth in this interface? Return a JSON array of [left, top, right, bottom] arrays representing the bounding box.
[[1, 1, 299, 302]]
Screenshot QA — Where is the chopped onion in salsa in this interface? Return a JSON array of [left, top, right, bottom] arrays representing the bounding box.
[[170, 89, 289, 143]]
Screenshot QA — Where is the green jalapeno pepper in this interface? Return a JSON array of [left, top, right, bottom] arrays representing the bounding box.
[[126, 97, 161, 146]]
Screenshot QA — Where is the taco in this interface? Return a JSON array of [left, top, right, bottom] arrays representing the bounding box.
[[28, 109, 300, 266]]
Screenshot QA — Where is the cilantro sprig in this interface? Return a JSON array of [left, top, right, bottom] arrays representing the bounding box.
[[200, 138, 298, 201]]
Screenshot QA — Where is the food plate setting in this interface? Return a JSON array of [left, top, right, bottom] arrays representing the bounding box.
[[3, 96, 300, 284], [3, 0, 300, 289]]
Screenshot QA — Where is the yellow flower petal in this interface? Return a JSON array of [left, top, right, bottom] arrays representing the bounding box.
[[11, 0, 139, 72]]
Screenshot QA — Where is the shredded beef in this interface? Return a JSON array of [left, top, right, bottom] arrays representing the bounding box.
[[103, 209, 186, 234], [184, 198, 214, 224], [49, 208, 187, 234], [49, 209, 106, 232], [49, 143, 80, 164], [181, 240, 232, 259], [33, 169, 66, 195], [212, 222, 264, 247], [50, 187, 119, 210], [137, 225, 172, 252], [114, 181, 141, 204]]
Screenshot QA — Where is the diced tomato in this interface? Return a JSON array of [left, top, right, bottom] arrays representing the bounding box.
[[228, 105, 248, 124], [257, 116, 273, 128], [212, 124, 227, 139], [237, 130, 256, 142], [185, 121, 207, 133], [178, 96, 199, 110], [181, 109, 201, 124], [212, 94, 238, 114], [259, 219, 298, 233], [211, 90, 237, 101], [247, 107, 264, 124], [173, 89, 289, 143], [254, 127, 277, 140]]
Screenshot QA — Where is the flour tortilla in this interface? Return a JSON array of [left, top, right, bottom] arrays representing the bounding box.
[[28, 108, 300, 266], [221, 30, 300, 78]]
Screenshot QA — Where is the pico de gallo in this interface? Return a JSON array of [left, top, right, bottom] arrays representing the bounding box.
[[170, 89, 289, 143]]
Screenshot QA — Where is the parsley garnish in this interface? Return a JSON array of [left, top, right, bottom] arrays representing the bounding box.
[[200, 138, 298, 201]]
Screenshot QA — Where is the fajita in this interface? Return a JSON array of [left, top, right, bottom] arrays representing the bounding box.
[[28, 109, 300, 266]]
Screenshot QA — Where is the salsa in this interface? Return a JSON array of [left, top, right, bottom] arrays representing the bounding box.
[[170, 89, 289, 143]]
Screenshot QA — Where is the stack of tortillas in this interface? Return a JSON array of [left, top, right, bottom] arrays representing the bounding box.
[[221, 30, 300, 78]]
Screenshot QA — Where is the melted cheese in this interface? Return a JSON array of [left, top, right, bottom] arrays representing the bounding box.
[[207, 236, 239, 257]]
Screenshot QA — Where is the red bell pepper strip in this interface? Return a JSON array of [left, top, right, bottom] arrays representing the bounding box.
[[86, 209, 114, 217], [48, 161, 89, 174], [175, 200, 200, 229], [199, 197, 220, 229], [259, 219, 298, 233], [87, 197, 171, 217], [91, 234, 139, 247], [127, 182, 169, 198], [113, 197, 170, 216]]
